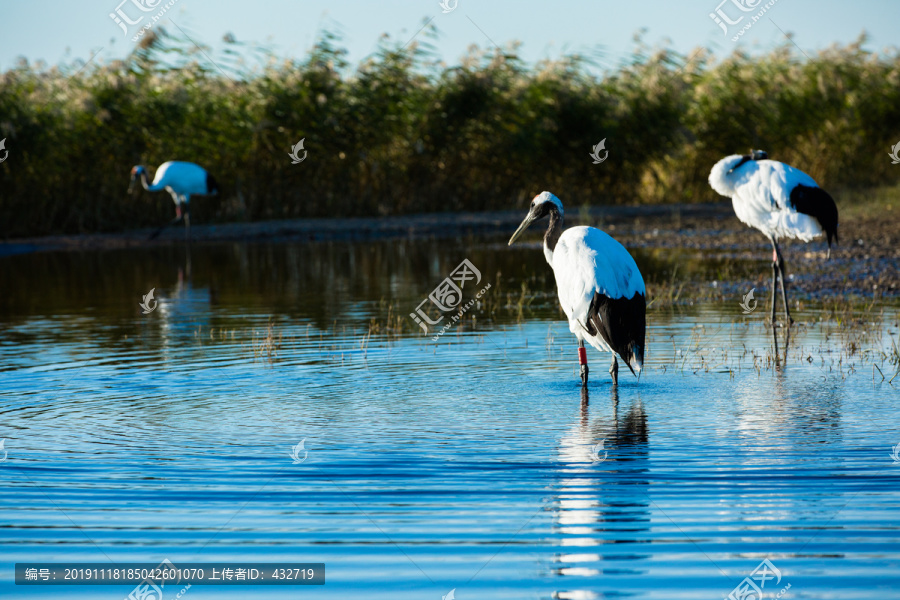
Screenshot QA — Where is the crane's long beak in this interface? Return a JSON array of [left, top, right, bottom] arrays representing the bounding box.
[[508, 213, 536, 246], [127, 176, 136, 194]]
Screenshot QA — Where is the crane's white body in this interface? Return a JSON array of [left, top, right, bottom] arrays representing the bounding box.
[[142, 161, 212, 205], [709, 155, 824, 242], [549, 226, 645, 362]]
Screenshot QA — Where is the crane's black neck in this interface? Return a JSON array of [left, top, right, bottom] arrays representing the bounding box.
[[544, 206, 563, 253]]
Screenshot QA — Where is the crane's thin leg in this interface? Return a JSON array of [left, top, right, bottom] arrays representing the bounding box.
[[770, 243, 778, 326], [580, 386, 589, 425], [775, 242, 793, 325], [182, 200, 191, 242], [772, 324, 781, 368], [609, 355, 619, 386], [610, 387, 619, 418], [149, 205, 183, 240], [578, 339, 589, 387], [782, 322, 792, 364]]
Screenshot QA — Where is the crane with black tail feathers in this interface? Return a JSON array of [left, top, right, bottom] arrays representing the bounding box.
[[709, 150, 838, 325], [129, 161, 219, 241], [508, 192, 646, 387]]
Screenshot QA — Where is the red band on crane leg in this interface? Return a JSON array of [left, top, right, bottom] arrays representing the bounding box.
[[578, 347, 587, 365]]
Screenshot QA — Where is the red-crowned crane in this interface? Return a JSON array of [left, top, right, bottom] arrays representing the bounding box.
[[508, 192, 646, 387], [709, 150, 838, 325], [129, 161, 219, 240]]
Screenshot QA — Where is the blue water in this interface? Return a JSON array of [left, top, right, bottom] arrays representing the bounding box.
[[1, 239, 899, 599]]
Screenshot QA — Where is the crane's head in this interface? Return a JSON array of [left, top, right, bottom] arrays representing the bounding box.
[[128, 165, 147, 193], [727, 149, 768, 174], [508, 191, 564, 245]]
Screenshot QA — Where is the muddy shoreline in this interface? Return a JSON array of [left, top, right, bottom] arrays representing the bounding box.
[[0, 204, 726, 251], [2, 202, 897, 297]]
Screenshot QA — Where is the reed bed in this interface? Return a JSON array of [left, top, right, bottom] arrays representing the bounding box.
[[2, 30, 899, 236]]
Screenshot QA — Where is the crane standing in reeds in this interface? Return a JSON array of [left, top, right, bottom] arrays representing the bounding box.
[[129, 161, 219, 240]]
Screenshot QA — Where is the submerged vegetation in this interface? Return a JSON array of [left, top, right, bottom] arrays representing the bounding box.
[[2, 29, 900, 236]]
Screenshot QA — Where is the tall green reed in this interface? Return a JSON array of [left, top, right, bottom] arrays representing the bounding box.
[[1, 31, 898, 236]]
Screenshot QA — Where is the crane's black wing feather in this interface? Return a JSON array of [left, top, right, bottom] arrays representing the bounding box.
[[584, 291, 646, 374], [789, 184, 838, 246]]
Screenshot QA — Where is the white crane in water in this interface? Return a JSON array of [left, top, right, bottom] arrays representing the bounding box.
[[508, 192, 646, 386], [129, 161, 219, 240], [709, 150, 838, 325]]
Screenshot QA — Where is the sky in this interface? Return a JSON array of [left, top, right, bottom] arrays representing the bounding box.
[[1, 0, 898, 73]]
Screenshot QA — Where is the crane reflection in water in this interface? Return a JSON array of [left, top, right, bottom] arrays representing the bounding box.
[[551, 388, 650, 587]]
